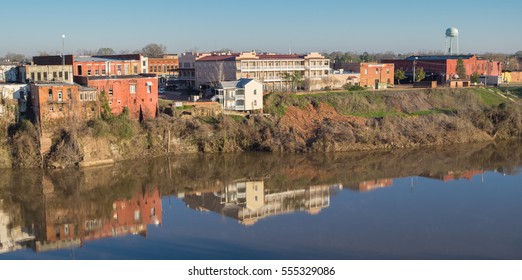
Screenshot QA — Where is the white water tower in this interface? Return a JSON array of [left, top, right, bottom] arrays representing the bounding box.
[[445, 27, 459, 55]]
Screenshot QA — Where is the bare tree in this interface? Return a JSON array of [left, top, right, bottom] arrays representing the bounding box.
[[141, 43, 167, 58], [2, 52, 27, 62], [76, 49, 96, 56], [96, 47, 115, 56]]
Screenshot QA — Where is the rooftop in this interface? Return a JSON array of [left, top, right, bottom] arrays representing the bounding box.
[[404, 55, 475, 61], [218, 78, 255, 89], [256, 54, 304, 60], [74, 56, 121, 63], [85, 74, 157, 80], [197, 54, 238, 61], [32, 81, 77, 87]]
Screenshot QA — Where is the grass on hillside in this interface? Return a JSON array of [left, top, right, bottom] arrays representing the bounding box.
[[474, 88, 508, 107]]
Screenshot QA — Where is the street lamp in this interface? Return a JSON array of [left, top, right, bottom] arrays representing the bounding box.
[[412, 57, 418, 83], [62, 34, 66, 83]]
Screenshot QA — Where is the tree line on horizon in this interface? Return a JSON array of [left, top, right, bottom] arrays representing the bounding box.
[[322, 51, 522, 71], [0, 43, 168, 63], [2, 46, 522, 71]]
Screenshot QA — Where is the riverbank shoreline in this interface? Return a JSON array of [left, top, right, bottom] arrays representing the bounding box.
[[1, 87, 521, 169]]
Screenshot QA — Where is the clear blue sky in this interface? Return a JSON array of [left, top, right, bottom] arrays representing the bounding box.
[[2, 0, 521, 57]]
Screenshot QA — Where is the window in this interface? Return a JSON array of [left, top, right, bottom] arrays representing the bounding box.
[[57, 90, 63, 102], [134, 65, 138, 73], [109, 89, 113, 96], [117, 100, 121, 104], [130, 84, 136, 94], [37, 72, 41, 80], [150, 66, 153, 72], [253, 100, 257, 106], [364, 69, 368, 75], [49, 106, 54, 112], [53, 72, 57, 78], [386, 68, 390, 74], [109, 100, 113, 105], [253, 89, 257, 95], [87, 70, 91, 76], [67, 89, 72, 100], [142, 61, 146, 66], [102, 69, 106, 75], [59, 105, 63, 112], [43, 72, 47, 80], [95, 70, 99, 75], [31, 73, 35, 81], [48, 89, 53, 101], [80, 93, 83, 101], [146, 82, 152, 93], [376, 69, 379, 74], [65, 72, 69, 81], [134, 210, 141, 221], [59, 71, 63, 78]]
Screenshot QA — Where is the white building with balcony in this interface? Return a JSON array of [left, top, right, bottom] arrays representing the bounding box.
[[195, 51, 331, 92], [215, 78, 263, 112]]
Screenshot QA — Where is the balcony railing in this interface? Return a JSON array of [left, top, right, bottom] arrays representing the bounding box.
[[238, 66, 306, 71]]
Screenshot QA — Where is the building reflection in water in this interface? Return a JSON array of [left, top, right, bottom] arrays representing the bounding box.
[[0, 208, 35, 254], [357, 179, 393, 192], [420, 169, 484, 182], [179, 180, 342, 226], [0, 169, 162, 254], [2, 141, 522, 256], [35, 185, 162, 252]]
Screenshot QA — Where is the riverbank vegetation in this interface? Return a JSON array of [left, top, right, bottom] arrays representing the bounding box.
[[2, 87, 521, 168]]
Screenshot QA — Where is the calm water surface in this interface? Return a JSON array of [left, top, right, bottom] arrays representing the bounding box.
[[1, 141, 521, 259]]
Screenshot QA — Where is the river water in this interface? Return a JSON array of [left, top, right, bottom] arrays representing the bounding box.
[[0, 141, 521, 259]]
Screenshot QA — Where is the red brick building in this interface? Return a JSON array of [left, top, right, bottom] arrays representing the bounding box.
[[73, 56, 141, 77], [340, 62, 394, 88], [75, 75, 158, 120], [30, 82, 99, 132], [33, 54, 144, 77], [382, 55, 502, 83]]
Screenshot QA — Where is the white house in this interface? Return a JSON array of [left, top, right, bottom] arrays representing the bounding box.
[[216, 79, 263, 112]]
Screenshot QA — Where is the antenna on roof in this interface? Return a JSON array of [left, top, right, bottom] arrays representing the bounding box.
[[289, 43, 292, 55]]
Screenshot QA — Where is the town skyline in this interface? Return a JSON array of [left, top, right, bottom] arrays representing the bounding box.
[[2, 0, 521, 57]]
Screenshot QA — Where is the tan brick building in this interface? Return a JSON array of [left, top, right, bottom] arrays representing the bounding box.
[[148, 54, 179, 79]]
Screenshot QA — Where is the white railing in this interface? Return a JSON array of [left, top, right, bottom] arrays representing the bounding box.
[[239, 66, 305, 71]]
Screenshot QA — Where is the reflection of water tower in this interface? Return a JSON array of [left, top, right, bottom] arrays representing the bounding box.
[[445, 27, 459, 55]]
